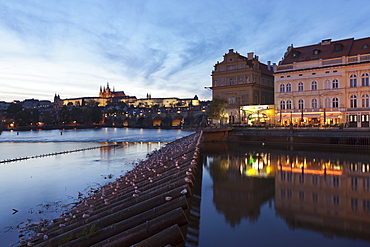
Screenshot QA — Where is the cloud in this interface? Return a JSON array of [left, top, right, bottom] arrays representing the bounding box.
[[0, 0, 370, 102]]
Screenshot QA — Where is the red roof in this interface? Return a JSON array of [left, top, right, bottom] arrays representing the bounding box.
[[280, 37, 370, 65]]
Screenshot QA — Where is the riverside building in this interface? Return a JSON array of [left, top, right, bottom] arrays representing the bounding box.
[[211, 49, 274, 124], [274, 37, 370, 127]]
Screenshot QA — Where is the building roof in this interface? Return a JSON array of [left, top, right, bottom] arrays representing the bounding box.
[[280, 37, 370, 65]]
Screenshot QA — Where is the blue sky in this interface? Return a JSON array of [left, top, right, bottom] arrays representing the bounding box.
[[1, 0, 369, 102]]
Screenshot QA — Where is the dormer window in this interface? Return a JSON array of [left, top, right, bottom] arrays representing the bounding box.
[[291, 51, 301, 59], [333, 43, 343, 52], [313, 49, 320, 55], [362, 44, 369, 49]]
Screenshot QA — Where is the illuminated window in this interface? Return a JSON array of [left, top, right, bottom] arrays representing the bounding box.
[[298, 82, 304, 91], [350, 74, 357, 87]]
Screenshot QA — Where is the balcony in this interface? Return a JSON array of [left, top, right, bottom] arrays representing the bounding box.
[[275, 54, 370, 72]]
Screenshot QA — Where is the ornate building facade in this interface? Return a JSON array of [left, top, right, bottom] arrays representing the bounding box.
[[274, 37, 370, 127], [211, 49, 274, 124]]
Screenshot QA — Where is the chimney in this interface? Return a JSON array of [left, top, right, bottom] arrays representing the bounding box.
[[267, 61, 271, 71], [247, 52, 254, 60], [229, 49, 234, 53]]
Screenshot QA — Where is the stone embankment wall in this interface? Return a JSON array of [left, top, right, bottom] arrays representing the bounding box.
[[202, 128, 370, 152], [20, 132, 202, 247]]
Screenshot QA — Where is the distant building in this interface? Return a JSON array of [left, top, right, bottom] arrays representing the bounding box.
[[22, 99, 52, 109], [211, 49, 274, 124], [58, 83, 137, 108], [132, 94, 200, 108], [274, 37, 370, 127]]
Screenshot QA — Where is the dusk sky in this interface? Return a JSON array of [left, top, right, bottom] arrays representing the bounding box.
[[1, 0, 369, 102]]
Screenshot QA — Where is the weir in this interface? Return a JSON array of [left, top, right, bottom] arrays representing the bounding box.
[[20, 132, 203, 247]]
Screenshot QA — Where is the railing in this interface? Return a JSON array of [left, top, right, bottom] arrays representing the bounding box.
[[275, 54, 370, 72]]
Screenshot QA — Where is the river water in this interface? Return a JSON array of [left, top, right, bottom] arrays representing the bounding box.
[[1, 128, 370, 246]]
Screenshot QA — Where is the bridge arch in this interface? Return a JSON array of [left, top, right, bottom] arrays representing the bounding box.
[[153, 116, 163, 127], [172, 115, 184, 127]]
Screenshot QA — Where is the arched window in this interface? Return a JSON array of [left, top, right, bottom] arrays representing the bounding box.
[[325, 98, 331, 108], [280, 84, 285, 92], [298, 82, 304, 91], [362, 73, 369, 87], [325, 80, 331, 89], [350, 74, 357, 87], [286, 100, 292, 109], [350, 95, 358, 108], [280, 100, 286, 109], [332, 79, 339, 88], [362, 94, 370, 107], [332, 97, 339, 108], [286, 83, 292, 92], [311, 98, 318, 109], [311, 81, 317, 90], [298, 99, 304, 109]]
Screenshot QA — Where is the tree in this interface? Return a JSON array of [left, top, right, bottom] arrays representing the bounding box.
[[6, 103, 23, 114], [206, 98, 228, 123]]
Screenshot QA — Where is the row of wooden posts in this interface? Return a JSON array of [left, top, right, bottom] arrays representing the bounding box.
[[20, 131, 203, 247], [0, 145, 119, 164]]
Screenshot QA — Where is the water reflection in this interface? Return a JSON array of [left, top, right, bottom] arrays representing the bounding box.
[[198, 142, 370, 246], [204, 153, 275, 225], [276, 153, 370, 241]]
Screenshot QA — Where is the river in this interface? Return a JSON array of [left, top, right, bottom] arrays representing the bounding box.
[[1, 128, 370, 246]]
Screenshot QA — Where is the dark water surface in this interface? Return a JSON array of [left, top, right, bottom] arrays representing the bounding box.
[[1, 128, 370, 246], [0, 128, 192, 246], [193, 142, 370, 247]]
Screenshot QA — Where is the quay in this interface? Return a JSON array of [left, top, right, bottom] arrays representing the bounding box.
[[20, 132, 202, 247], [200, 127, 370, 152]]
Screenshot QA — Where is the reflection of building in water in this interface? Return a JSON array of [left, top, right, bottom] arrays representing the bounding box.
[[205, 152, 275, 226], [276, 155, 370, 241]]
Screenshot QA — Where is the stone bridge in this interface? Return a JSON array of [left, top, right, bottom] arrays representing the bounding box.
[[106, 110, 207, 128]]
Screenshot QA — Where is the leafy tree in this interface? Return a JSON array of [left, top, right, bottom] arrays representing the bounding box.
[[91, 107, 102, 124], [206, 98, 228, 122], [6, 103, 23, 114], [58, 105, 70, 125]]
